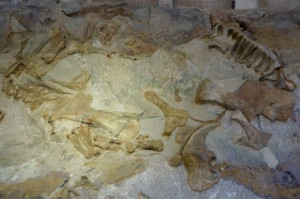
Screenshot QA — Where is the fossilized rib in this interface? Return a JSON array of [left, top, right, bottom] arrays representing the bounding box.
[[205, 16, 296, 91]]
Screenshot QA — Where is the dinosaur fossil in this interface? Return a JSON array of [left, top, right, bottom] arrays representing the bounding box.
[[144, 91, 225, 136], [204, 15, 296, 91]]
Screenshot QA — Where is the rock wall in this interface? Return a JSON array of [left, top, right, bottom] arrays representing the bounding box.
[[263, 0, 300, 9], [126, 0, 159, 8], [175, 0, 232, 10], [127, 0, 232, 10], [235, 0, 300, 9], [235, 0, 259, 9]]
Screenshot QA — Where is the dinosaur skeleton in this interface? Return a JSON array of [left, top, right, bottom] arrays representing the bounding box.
[[204, 16, 296, 91]]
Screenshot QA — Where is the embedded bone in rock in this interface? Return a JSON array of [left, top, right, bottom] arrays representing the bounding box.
[[39, 31, 66, 64], [194, 79, 247, 110], [125, 135, 164, 153], [126, 141, 136, 154], [47, 70, 90, 92], [48, 94, 140, 142], [174, 89, 182, 102], [222, 164, 300, 199], [231, 110, 272, 150], [93, 135, 122, 150], [2, 74, 61, 110], [135, 135, 164, 152], [0, 172, 69, 199], [68, 126, 100, 159], [233, 80, 295, 122], [5, 62, 25, 77], [95, 18, 158, 56], [175, 125, 203, 145], [41, 57, 91, 93], [0, 110, 4, 122], [205, 17, 296, 91], [195, 79, 295, 122], [144, 91, 188, 136], [181, 123, 221, 192], [123, 35, 158, 56], [73, 175, 98, 191], [97, 20, 121, 46], [21, 33, 49, 60], [85, 158, 146, 184], [169, 125, 204, 167], [138, 192, 150, 199]]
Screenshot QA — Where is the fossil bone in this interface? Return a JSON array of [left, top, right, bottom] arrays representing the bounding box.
[[0, 172, 69, 199], [194, 79, 247, 110], [5, 62, 25, 77], [49, 93, 140, 142], [138, 192, 150, 199], [68, 126, 100, 159], [3, 74, 62, 110], [222, 164, 300, 199], [180, 123, 221, 191], [0, 110, 4, 122], [135, 135, 164, 152], [40, 31, 66, 64], [144, 91, 188, 136], [169, 123, 221, 167], [205, 16, 296, 91], [169, 125, 203, 167], [232, 80, 295, 122], [85, 158, 146, 184], [93, 135, 122, 150], [125, 135, 164, 153], [170, 110, 225, 167], [174, 88, 182, 102], [195, 79, 295, 122], [231, 110, 272, 150]]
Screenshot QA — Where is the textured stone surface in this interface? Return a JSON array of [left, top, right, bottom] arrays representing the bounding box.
[[0, 2, 299, 199]]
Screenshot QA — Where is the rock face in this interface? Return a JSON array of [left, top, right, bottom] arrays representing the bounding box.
[[0, 1, 299, 199]]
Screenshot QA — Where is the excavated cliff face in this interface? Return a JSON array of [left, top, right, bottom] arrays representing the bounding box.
[[0, 1, 300, 199]]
